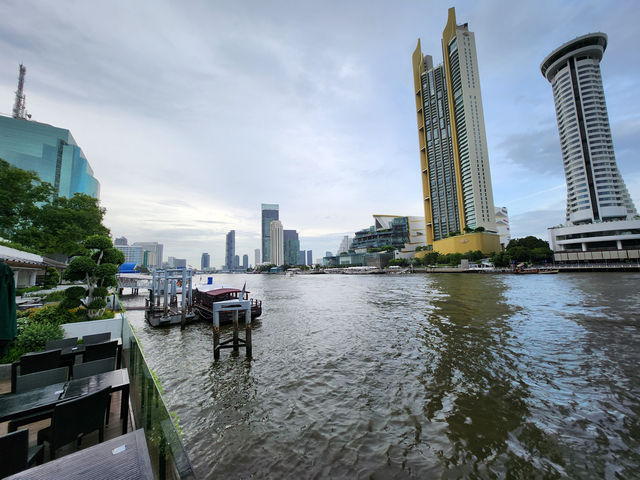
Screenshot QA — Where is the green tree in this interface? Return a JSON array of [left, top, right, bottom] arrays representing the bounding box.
[[0, 159, 55, 239], [14, 193, 109, 257], [63, 235, 124, 318], [490, 251, 511, 268]]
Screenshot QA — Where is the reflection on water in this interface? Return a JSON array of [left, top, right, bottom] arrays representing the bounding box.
[[125, 272, 640, 478]]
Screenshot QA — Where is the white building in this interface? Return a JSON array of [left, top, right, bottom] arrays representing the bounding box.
[[270, 220, 284, 266], [541, 33, 640, 260], [494, 207, 510, 250], [115, 245, 144, 266], [132, 242, 163, 267], [337, 235, 351, 254]]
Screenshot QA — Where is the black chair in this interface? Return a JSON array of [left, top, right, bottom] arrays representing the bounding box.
[[20, 349, 62, 375], [8, 367, 70, 433], [37, 387, 112, 459], [82, 332, 111, 345], [83, 340, 118, 363], [72, 358, 115, 379], [45, 337, 78, 350], [0, 429, 44, 477]]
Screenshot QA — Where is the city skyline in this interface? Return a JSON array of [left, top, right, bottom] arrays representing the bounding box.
[[0, 1, 638, 265]]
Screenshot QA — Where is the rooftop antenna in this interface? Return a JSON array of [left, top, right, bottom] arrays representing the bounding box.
[[12, 63, 28, 119]]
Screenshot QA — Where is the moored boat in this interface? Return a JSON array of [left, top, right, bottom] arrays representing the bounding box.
[[192, 285, 262, 323]]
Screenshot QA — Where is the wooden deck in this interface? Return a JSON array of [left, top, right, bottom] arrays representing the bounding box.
[[0, 377, 135, 463]]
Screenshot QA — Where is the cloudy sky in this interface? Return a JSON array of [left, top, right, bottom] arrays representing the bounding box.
[[1, 0, 638, 266]]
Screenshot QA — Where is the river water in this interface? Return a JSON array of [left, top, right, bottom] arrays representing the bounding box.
[[125, 272, 640, 479]]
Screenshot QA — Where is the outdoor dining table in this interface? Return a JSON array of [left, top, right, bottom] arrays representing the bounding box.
[[60, 337, 123, 369], [5, 428, 153, 480], [0, 368, 130, 435]]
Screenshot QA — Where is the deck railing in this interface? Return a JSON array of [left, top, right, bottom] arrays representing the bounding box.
[[122, 319, 196, 479]]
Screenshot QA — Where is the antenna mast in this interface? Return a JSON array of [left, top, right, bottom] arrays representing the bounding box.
[[12, 64, 27, 119]]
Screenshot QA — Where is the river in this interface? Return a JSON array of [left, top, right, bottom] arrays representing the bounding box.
[[124, 272, 640, 478]]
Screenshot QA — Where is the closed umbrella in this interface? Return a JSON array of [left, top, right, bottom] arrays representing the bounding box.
[[0, 262, 17, 357]]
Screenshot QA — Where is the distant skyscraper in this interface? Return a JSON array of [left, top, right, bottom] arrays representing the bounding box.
[[234, 255, 240, 270], [299, 250, 306, 265], [242, 254, 248, 269], [412, 7, 499, 254], [270, 220, 284, 266], [133, 242, 163, 267], [542, 33, 640, 256], [201, 252, 210, 270], [114, 245, 143, 265], [283, 230, 300, 265], [254, 249, 260, 267], [225, 230, 235, 270], [337, 236, 351, 254], [174, 258, 187, 268], [307, 250, 312, 265], [325, 251, 332, 257], [114, 236, 128, 246], [261, 204, 279, 263]]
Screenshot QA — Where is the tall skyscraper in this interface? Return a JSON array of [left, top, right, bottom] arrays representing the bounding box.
[[542, 33, 639, 257], [307, 250, 313, 265], [225, 230, 235, 271], [270, 220, 284, 266], [114, 237, 128, 246], [412, 8, 499, 254], [261, 204, 279, 263], [201, 252, 210, 270], [234, 255, 240, 270], [254, 248, 261, 267], [299, 250, 306, 265], [283, 230, 300, 265], [242, 254, 248, 270]]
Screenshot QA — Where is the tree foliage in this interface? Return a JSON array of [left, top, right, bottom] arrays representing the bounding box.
[[63, 235, 123, 318], [1, 158, 109, 257]]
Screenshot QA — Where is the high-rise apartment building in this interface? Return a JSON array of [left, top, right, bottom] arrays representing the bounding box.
[[0, 115, 100, 199], [225, 230, 235, 271], [254, 249, 260, 267], [201, 252, 210, 270], [261, 204, 279, 263], [541, 33, 640, 258], [307, 250, 313, 266], [132, 242, 163, 268], [114, 245, 143, 266], [242, 254, 248, 270], [299, 250, 306, 265], [114, 237, 128, 246], [270, 220, 284, 266], [412, 8, 499, 254], [283, 230, 300, 265]]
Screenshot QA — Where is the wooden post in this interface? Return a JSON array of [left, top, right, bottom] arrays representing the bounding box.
[[163, 270, 169, 316], [180, 269, 187, 330], [245, 308, 252, 358], [213, 311, 220, 361], [232, 310, 239, 353]]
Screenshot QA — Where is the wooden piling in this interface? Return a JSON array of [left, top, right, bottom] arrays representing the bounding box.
[[232, 310, 239, 353]]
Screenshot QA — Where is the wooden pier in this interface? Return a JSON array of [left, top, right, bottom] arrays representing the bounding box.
[[145, 268, 195, 329], [212, 297, 252, 360]]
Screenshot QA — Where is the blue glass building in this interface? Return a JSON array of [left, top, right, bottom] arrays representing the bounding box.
[[0, 115, 100, 198]]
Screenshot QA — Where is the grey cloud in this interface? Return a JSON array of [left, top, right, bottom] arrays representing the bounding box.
[[497, 129, 564, 175]]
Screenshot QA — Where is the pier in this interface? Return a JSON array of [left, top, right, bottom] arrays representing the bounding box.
[[212, 295, 252, 360], [145, 268, 195, 329]]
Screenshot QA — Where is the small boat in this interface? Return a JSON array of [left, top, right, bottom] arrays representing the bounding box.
[[538, 269, 559, 274], [192, 285, 262, 324]]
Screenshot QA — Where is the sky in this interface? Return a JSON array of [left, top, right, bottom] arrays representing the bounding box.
[[0, 0, 638, 267]]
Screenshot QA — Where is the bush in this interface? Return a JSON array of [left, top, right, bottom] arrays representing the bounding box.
[[16, 286, 42, 297], [1, 321, 64, 363], [44, 291, 66, 302], [88, 298, 106, 310], [28, 304, 75, 324], [43, 267, 60, 289], [65, 286, 87, 299], [92, 286, 109, 298]]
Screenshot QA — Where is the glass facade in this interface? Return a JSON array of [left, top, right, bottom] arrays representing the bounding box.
[[0, 115, 100, 198], [351, 217, 410, 251], [225, 230, 235, 270], [261, 204, 279, 263], [283, 229, 300, 265]]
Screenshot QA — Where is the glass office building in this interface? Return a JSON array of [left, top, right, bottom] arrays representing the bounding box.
[[0, 115, 100, 198], [261, 203, 279, 263]]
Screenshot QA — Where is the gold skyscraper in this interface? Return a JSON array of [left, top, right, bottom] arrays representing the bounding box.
[[412, 8, 499, 254]]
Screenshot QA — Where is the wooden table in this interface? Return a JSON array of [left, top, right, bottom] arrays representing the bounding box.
[[0, 369, 130, 435], [5, 429, 153, 480]]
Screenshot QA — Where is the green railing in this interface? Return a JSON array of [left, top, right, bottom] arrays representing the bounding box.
[[122, 320, 196, 479]]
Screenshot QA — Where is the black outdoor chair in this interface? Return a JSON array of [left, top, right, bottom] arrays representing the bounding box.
[[19, 349, 62, 375], [82, 332, 111, 345], [37, 387, 112, 459], [83, 340, 118, 363], [72, 358, 115, 379], [45, 337, 78, 350], [8, 366, 70, 433], [0, 429, 44, 477]]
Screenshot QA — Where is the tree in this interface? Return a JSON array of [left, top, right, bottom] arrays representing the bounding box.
[[490, 251, 511, 268], [14, 193, 109, 257], [63, 235, 124, 318], [0, 159, 55, 239]]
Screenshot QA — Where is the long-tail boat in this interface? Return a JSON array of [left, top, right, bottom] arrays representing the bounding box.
[[192, 285, 262, 323]]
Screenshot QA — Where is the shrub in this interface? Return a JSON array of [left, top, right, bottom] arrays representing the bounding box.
[[44, 291, 66, 302], [1, 321, 64, 363], [43, 267, 60, 289], [28, 304, 75, 325], [16, 286, 42, 297]]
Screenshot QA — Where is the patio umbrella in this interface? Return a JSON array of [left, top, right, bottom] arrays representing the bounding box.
[[0, 262, 17, 357]]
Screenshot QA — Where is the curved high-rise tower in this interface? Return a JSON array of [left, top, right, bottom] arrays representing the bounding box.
[[541, 33, 637, 224], [542, 34, 639, 259]]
